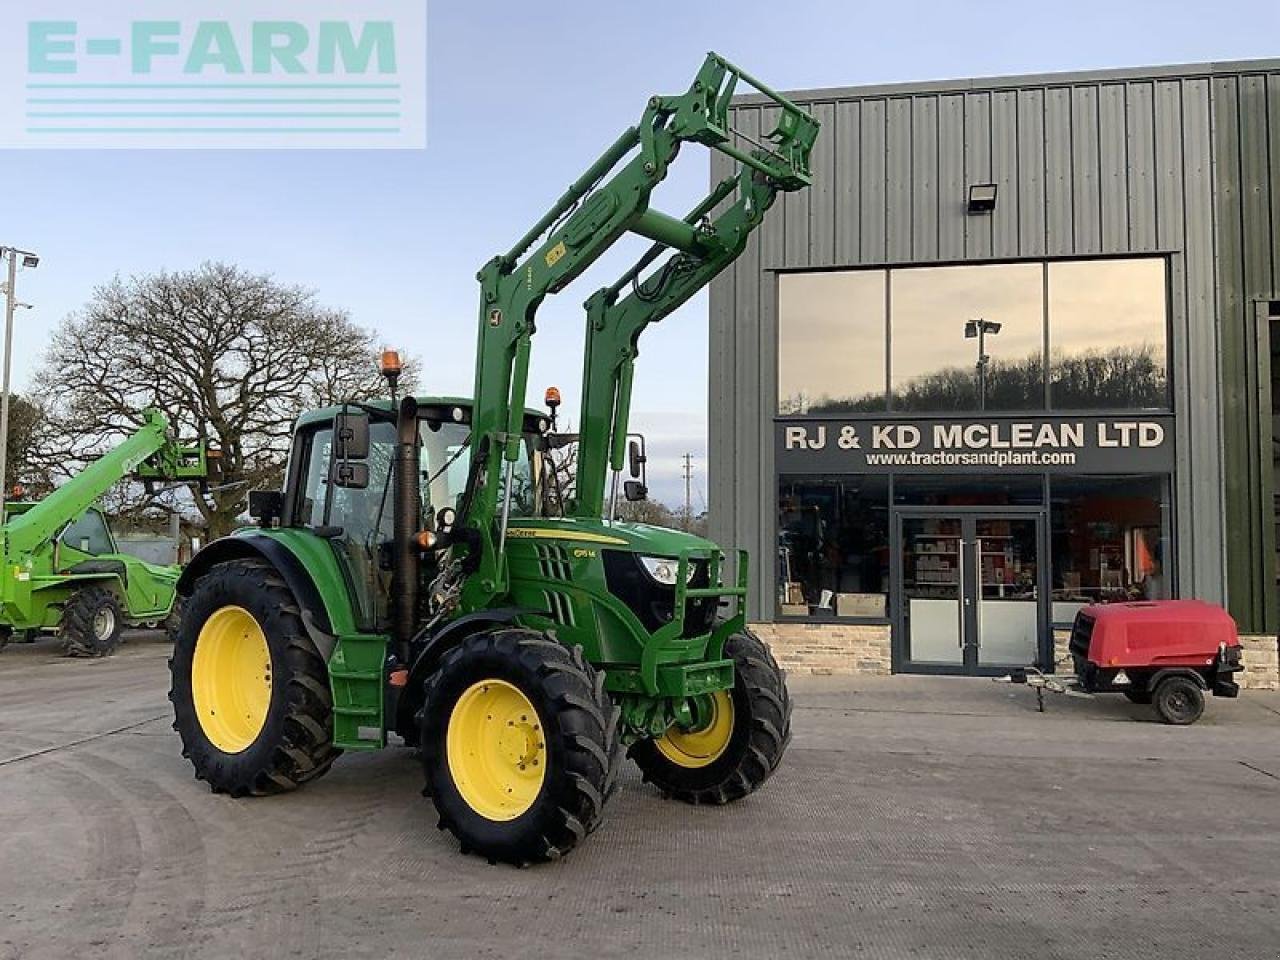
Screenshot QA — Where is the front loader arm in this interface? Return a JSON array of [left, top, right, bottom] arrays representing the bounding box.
[[3, 409, 210, 558], [458, 52, 819, 610]]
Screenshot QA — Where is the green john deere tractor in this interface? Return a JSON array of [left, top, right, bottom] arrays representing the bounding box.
[[169, 53, 819, 863]]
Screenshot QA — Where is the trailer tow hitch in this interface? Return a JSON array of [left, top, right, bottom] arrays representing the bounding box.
[[995, 667, 1090, 713]]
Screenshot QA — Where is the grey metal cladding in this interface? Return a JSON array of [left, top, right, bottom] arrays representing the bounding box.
[[709, 59, 1280, 623]]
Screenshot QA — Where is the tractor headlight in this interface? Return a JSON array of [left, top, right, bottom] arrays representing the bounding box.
[[639, 556, 695, 586]]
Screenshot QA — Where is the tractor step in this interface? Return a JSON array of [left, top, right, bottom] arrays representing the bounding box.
[[327, 633, 388, 751]]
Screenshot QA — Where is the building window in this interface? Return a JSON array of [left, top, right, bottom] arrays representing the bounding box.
[[1048, 258, 1168, 409], [777, 257, 1170, 417], [778, 476, 890, 618], [777, 270, 887, 414], [892, 474, 1044, 507], [890, 263, 1045, 412], [1049, 474, 1171, 624]]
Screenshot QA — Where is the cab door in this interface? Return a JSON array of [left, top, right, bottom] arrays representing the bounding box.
[[294, 419, 397, 631]]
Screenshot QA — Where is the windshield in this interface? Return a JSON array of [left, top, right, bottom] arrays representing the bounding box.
[[419, 419, 542, 519]]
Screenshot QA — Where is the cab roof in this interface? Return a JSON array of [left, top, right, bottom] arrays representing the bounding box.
[[294, 396, 547, 431]]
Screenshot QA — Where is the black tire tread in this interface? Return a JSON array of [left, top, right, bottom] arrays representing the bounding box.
[[61, 586, 124, 658], [168, 559, 341, 797], [419, 628, 621, 865], [629, 629, 792, 805], [1152, 674, 1205, 725]]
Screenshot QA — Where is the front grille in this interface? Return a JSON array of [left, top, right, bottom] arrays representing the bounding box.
[[602, 551, 715, 637], [1068, 612, 1095, 660]]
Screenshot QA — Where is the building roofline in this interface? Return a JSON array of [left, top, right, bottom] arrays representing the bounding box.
[[731, 57, 1280, 107]]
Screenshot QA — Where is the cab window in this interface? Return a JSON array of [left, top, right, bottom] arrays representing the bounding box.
[[419, 419, 542, 518], [61, 510, 113, 556]]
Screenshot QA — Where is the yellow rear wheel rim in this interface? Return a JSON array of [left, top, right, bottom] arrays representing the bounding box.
[[447, 679, 546, 821], [656, 690, 735, 769], [191, 605, 273, 754]]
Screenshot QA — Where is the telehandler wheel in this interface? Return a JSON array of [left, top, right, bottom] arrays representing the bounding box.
[[61, 587, 124, 657], [419, 629, 621, 865], [169, 559, 341, 797], [629, 629, 792, 805]]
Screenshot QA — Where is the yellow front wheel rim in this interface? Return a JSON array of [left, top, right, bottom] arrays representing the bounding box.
[[446, 680, 546, 821], [191, 606, 273, 754], [656, 690, 735, 769]]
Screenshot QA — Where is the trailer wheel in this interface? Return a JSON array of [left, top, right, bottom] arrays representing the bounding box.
[[1152, 675, 1205, 725], [629, 629, 792, 804], [169, 559, 340, 796], [61, 586, 124, 657], [419, 629, 621, 865]]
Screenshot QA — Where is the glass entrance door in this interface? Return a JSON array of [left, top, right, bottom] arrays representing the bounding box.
[[898, 512, 1045, 674]]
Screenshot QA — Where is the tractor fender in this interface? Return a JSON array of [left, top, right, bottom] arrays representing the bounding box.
[[177, 534, 339, 661], [395, 607, 535, 735]]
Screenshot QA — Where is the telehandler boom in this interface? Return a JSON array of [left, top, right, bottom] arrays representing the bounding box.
[[170, 53, 819, 863], [0, 409, 212, 655]]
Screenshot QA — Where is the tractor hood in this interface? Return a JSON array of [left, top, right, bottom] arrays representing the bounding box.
[[505, 517, 718, 557]]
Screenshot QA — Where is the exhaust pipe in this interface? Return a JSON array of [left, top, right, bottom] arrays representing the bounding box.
[[393, 395, 420, 659]]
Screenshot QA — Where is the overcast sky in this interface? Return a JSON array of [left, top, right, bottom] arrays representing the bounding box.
[[2, 0, 1276, 505]]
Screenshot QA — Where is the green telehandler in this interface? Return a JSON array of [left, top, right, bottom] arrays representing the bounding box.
[[0, 409, 212, 656], [169, 53, 819, 863]]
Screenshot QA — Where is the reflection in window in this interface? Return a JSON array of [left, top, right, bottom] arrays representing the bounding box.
[[891, 263, 1045, 411], [892, 474, 1044, 507], [778, 271, 887, 414], [1048, 258, 1168, 409], [777, 476, 889, 618], [1050, 474, 1170, 624]]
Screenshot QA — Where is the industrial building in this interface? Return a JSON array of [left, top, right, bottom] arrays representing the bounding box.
[[708, 58, 1280, 683]]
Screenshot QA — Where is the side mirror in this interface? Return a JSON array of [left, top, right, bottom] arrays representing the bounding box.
[[623, 480, 648, 502], [335, 411, 370, 460], [628, 439, 646, 479], [436, 506, 456, 531], [248, 489, 284, 526], [332, 460, 370, 489]]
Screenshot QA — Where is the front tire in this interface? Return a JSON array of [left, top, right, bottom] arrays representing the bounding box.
[[61, 586, 123, 657], [169, 560, 340, 796], [629, 629, 792, 805], [419, 629, 621, 865]]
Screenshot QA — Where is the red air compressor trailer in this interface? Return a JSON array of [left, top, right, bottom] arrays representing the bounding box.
[[1007, 600, 1244, 724]]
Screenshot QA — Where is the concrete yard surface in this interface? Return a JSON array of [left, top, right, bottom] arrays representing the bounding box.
[[1, 634, 1278, 960]]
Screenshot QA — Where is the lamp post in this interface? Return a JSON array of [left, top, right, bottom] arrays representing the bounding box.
[[964, 317, 1002, 410], [0, 247, 38, 523]]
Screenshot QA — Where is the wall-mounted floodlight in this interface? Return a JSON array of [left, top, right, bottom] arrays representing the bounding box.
[[21, 254, 38, 269], [967, 183, 998, 214], [964, 318, 1002, 339]]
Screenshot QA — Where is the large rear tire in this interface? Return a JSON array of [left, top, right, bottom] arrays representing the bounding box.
[[169, 560, 340, 796], [419, 629, 621, 865], [629, 629, 792, 805], [61, 586, 124, 657], [165, 594, 185, 646]]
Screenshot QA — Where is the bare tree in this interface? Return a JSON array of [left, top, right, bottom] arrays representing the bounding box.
[[5, 394, 55, 496], [40, 262, 413, 537]]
